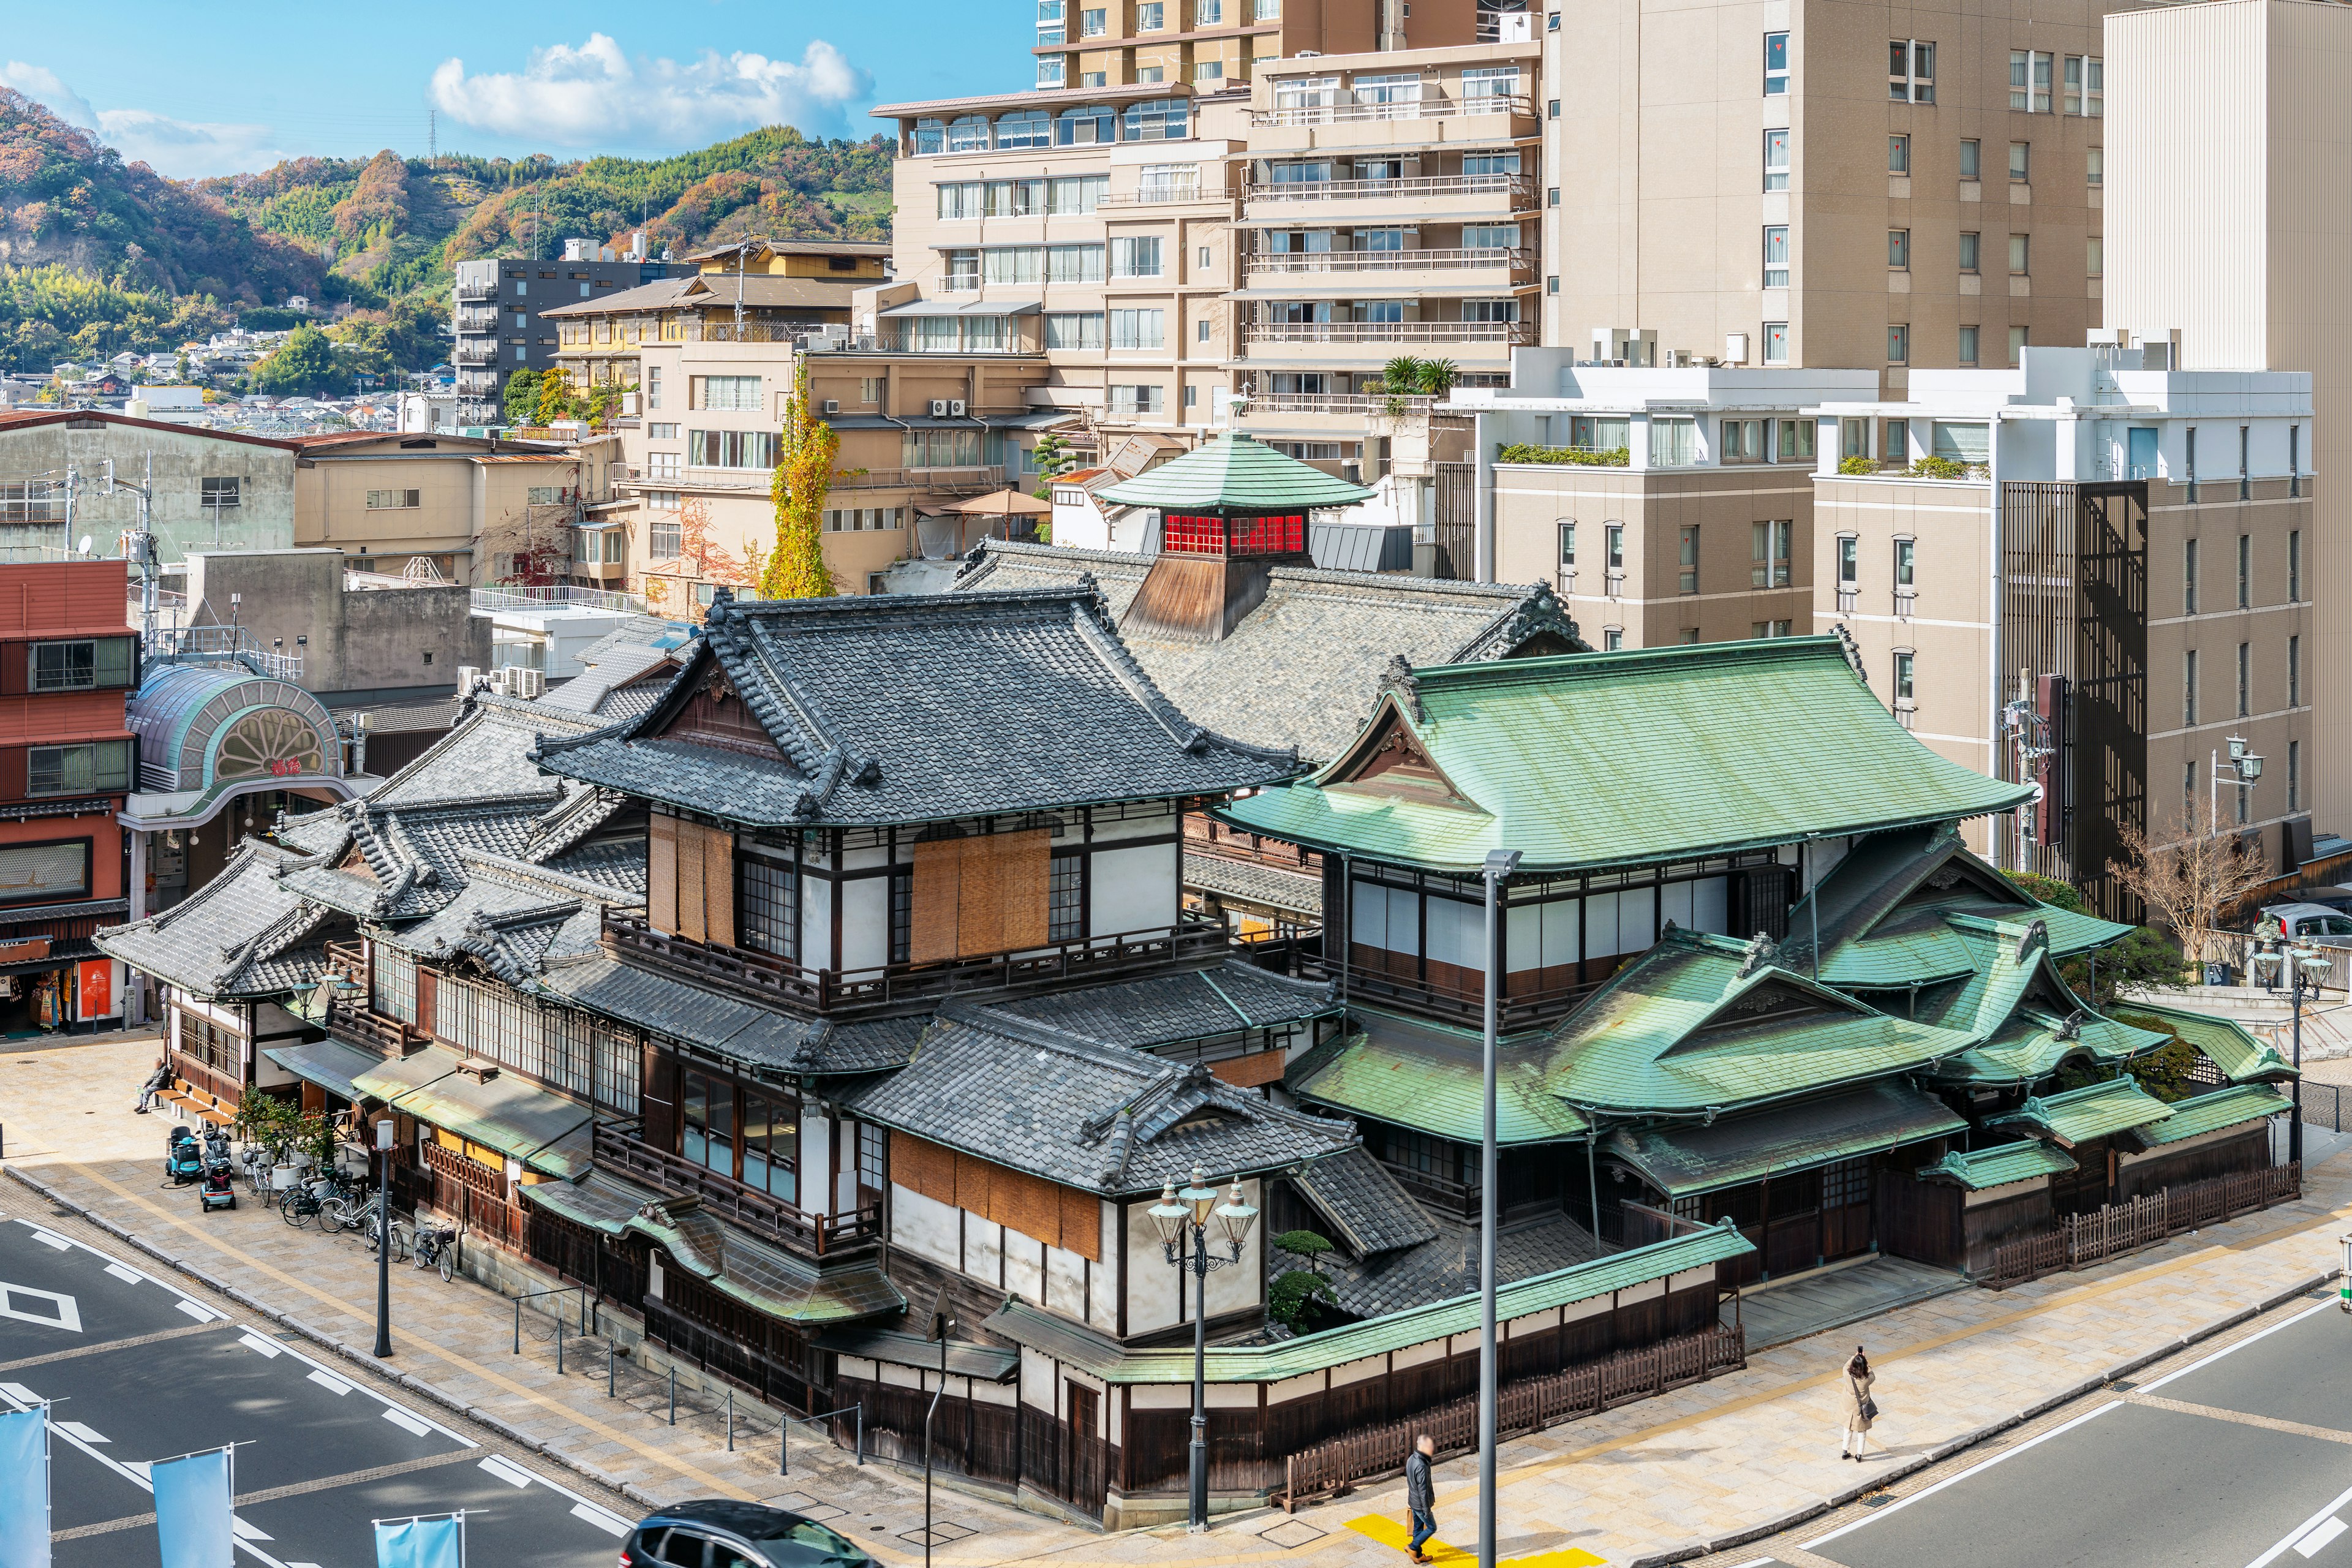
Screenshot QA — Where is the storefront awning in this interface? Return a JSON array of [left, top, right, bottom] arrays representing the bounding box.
[[519, 1167, 674, 1237], [1986, 1077, 2173, 1148], [265, 1038, 388, 1104], [627, 1201, 903, 1327], [352, 1044, 594, 1175], [816, 1326, 1019, 1382], [1916, 1140, 2076, 1191], [1606, 1079, 1967, 1199]]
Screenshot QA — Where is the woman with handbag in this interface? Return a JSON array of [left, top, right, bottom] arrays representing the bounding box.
[[1839, 1346, 1879, 1460]]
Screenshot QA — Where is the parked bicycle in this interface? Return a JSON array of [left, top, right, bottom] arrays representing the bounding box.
[[409, 1223, 459, 1282]]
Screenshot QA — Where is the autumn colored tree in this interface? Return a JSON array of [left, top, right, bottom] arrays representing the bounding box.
[[759, 358, 840, 601], [644, 498, 763, 623]]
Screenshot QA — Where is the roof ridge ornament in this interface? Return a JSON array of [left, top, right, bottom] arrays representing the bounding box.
[[1832, 620, 1865, 680], [1379, 654, 1424, 723], [2016, 917, 2048, 964], [1736, 931, 1779, 978], [1494, 580, 1584, 654]]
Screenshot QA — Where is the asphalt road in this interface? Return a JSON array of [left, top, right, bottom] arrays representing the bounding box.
[[0, 1210, 636, 1567], [1735, 1297, 2352, 1568]]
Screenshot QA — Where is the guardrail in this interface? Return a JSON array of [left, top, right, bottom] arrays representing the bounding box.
[[1246, 173, 1532, 205], [1098, 186, 1236, 206], [1245, 320, 1537, 346], [1251, 92, 1533, 129], [470, 584, 639, 614], [1246, 247, 1532, 277]]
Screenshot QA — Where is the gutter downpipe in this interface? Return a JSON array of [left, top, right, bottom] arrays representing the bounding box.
[[1474, 410, 1497, 582]]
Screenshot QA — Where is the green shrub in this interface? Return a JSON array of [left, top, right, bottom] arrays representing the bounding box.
[[1496, 443, 1630, 467], [1268, 1268, 1340, 1330], [1274, 1229, 1333, 1267], [1908, 455, 1967, 480], [1838, 455, 1882, 476]]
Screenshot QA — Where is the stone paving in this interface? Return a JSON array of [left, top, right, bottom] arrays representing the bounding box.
[[5, 1033, 2348, 1568]]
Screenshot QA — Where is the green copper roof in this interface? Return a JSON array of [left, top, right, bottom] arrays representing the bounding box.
[[627, 1203, 904, 1326], [1911, 921, 2173, 1087], [2121, 1084, 2291, 1148], [983, 1221, 1750, 1384], [1093, 431, 1375, 511], [1216, 638, 2032, 875], [2124, 1002, 2298, 1084], [352, 1044, 594, 1177], [1987, 1077, 2173, 1145], [1540, 930, 1977, 1114], [1605, 1079, 1966, 1197], [1290, 1011, 1589, 1143], [1916, 1140, 2077, 1190]]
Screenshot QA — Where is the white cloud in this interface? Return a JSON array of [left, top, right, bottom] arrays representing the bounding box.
[[429, 34, 867, 146], [3, 61, 287, 178]]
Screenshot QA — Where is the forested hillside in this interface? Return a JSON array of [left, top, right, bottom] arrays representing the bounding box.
[[0, 85, 897, 374]]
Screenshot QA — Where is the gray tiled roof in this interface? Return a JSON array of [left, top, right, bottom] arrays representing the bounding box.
[[954, 541, 1589, 760], [370, 854, 622, 981], [979, 959, 1337, 1050], [1281, 1211, 1602, 1321], [536, 588, 1302, 828], [1185, 851, 1324, 917], [840, 1003, 1358, 1196], [371, 694, 608, 808], [529, 956, 926, 1076], [1285, 1147, 1438, 1257], [97, 840, 341, 998], [540, 619, 694, 717]]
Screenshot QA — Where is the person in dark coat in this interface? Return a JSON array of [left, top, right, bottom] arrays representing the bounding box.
[[1404, 1433, 1438, 1563]]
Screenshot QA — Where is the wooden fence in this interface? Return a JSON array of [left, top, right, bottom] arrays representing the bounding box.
[[1279, 1324, 1745, 1510], [1984, 1163, 2300, 1289]]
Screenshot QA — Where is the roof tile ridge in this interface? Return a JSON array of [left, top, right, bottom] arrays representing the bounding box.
[[951, 998, 1163, 1074], [456, 846, 633, 902], [1063, 596, 1297, 767], [719, 617, 830, 778]]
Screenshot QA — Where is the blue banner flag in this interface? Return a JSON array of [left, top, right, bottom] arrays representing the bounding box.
[[374, 1514, 463, 1568], [151, 1449, 233, 1568], [0, 1407, 47, 1568]]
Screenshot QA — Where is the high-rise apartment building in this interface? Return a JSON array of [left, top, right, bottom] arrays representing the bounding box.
[[2104, 0, 2351, 836], [452, 245, 693, 426], [1030, 0, 1521, 92], [1544, 0, 2113, 386]]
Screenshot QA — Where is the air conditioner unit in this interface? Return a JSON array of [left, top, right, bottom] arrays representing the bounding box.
[[822, 399, 840, 415], [929, 399, 951, 417], [510, 668, 545, 699], [486, 668, 513, 696], [456, 665, 481, 697], [948, 399, 967, 416]]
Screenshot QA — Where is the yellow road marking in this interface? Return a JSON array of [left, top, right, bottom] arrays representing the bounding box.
[[1347, 1513, 1604, 1566]]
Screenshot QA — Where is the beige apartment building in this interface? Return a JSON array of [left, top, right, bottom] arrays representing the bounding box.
[[1809, 349, 2312, 913], [2104, 0, 2352, 840], [290, 432, 583, 587], [1030, 0, 1518, 93], [1547, 0, 2114, 386], [1453, 356, 1873, 647]]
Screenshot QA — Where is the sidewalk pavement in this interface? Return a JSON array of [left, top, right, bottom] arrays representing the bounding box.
[[5, 1034, 2346, 1567]]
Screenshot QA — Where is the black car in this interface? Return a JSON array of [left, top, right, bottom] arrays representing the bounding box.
[[621, 1501, 874, 1568]]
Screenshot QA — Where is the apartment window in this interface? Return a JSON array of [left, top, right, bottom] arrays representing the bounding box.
[[1764, 323, 1790, 364], [1123, 98, 1189, 140], [26, 740, 131, 797], [1650, 418, 1697, 466], [1883, 419, 1909, 463], [1111, 236, 1164, 277], [2187, 426, 2199, 500], [2291, 428, 2302, 497], [1887, 324, 1909, 365], [1752, 620, 1793, 638], [646, 366, 662, 410], [2011, 51, 2052, 113], [693, 375, 763, 412], [2185, 538, 2199, 616], [1254, 0, 1280, 15], [649, 516, 683, 557], [984, 246, 1044, 284], [1894, 650, 1916, 703], [2238, 532, 2251, 607], [198, 477, 239, 511], [31, 637, 134, 692], [1763, 129, 1790, 192], [1605, 522, 1624, 577], [2087, 236, 2103, 279], [2241, 426, 2252, 500], [1842, 419, 1871, 460], [1137, 0, 1164, 25], [2290, 741, 2302, 812], [1959, 139, 1981, 181], [2184, 648, 2199, 726], [2291, 529, 2302, 600], [1109, 309, 1166, 349], [1604, 628, 1625, 651], [1556, 521, 1576, 589], [364, 489, 420, 510], [2087, 147, 2103, 187], [1894, 537, 1917, 593], [1752, 521, 1792, 588], [1959, 232, 1980, 274], [647, 453, 680, 481], [1678, 525, 1699, 593], [1764, 31, 1789, 94], [1109, 385, 1166, 416], [998, 111, 1052, 149], [1047, 242, 1106, 281], [1890, 40, 1935, 103], [1081, 6, 1106, 32], [2065, 55, 2103, 116], [1548, 187, 1561, 207], [2009, 141, 2030, 183], [1777, 415, 1813, 459], [1194, 61, 1222, 81], [2008, 326, 2029, 367], [1888, 135, 1910, 175], [1836, 534, 1858, 587], [2291, 634, 2302, 707], [1196, 0, 1223, 20], [688, 429, 780, 469], [1762, 225, 1789, 288], [1888, 229, 1909, 269], [1958, 325, 1980, 365], [1137, 66, 1165, 83], [2008, 234, 2030, 276], [1082, 71, 1108, 88], [1046, 312, 1104, 349], [1197, 318, 1212, 342], [2238, 641, 2251, 717]]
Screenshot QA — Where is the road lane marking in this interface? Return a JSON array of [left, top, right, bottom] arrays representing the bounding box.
[[306, 1368, 352, 1396], [28, 1229, 67, 1250], [56, 1419, 108, 1442], [2145, 1300, 2335, 1393], [104, 1262, 143, 1283], [2248, 1481, 2352, 1567], [0, 1281, 81, 1332], [176, 1298, 221, 1322], [2297, 1518, 2348, 1558], [2125, 1391, 2352, 1446], [1804, 1401, 2122, 1549], [0, 1317, 224, 1374], [479, 1454, 534, 1487], [232, 1518, 273, 1541], [50, 1450, 484, 1539], [382, 1406, 431, 1437], [571, 1503, 629, 1537], [238, 1332, 282, 1357]]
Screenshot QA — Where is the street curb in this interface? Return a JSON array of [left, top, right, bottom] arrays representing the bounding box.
[[3, 1164, 675, 1517], [1625, 1266, 2342, 1566]]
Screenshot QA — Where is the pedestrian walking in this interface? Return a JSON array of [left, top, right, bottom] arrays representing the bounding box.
[[1404, 1433, 1438, 1563], [1839, 1345, 1879, 1460]]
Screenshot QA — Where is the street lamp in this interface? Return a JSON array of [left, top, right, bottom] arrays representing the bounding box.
[[372, 1116, 394, 1358], [1149, 1165, 1259, 1531], [1477, 846, 1520, 1568]]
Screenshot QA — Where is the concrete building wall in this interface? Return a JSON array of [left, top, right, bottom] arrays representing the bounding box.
[[0, 417, 296, 565], [183, 549, 488, 701]]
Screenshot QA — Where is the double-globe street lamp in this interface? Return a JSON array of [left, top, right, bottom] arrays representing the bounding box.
[[2252, 937, 2331, 1167], [1150, 1166, 1260, 1531]]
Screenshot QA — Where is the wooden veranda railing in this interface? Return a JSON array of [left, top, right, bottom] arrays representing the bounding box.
[[1278, 1325, 1745, 1510], [1984, 1163, 2301, 1289]]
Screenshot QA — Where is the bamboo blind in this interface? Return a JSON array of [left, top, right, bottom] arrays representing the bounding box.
[[908, 831, 1051, 962], [649, 813, 736, 946], [911, 840, 962, 963], [649, 813, 679, 933]]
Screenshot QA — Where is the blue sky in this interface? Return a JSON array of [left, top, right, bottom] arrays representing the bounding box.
[[1, 2, 1023, 179]]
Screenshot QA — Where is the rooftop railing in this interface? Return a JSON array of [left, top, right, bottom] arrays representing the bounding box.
[[1245, 246, 1532, 276], [1246, 173, 1532, 206], [470, 584, 640, 614], [1251, 92, 1533, 129], [1245, 320, 1537, 346]]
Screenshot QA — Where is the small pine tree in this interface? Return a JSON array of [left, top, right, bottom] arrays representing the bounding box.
[[759, 360, 840, 601], [1029, 432, 1077, 499]]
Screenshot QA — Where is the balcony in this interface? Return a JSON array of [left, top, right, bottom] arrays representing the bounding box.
[[592, 1120, 881, 1259], [1250, 93, 1534, 130], [457, 373, 500, 396], [603, 907, 1232, 1016], [1244, 320, 1536, 348], [834, 464, 1005, 493], [1245, 391, 1437, 418], [323, 995, 420, 1058], [472, 584, 639, 614], [1245, 247, 1533, 283], [1245, 175, 1533, 227], [456, 310, 500, 333], [453, 344, 499, 366], [456, 280, 499, 302], [612, 464, 769, 493], [1099, 185, 1238, 208]]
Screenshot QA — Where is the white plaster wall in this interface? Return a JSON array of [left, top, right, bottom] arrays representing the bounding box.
[[967, 1215, 1005, 1287], [892, 1184, 960, 1268], [1020, 1346, 1057, 1412], [1006, 1232, 1046, 1303], [1091, 1203, 1121, 1327], [1092, 841, 1178, 938], [840, 875, 890, 971], [799, 875, 834, 970], [1046, 1243, 1090, 1322], [1330, 1354, 1386, 1389], [1125, 1198, 1184, 1335]]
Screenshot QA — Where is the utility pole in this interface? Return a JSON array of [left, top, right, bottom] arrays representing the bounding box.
[[735, 238, 750, 339]]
